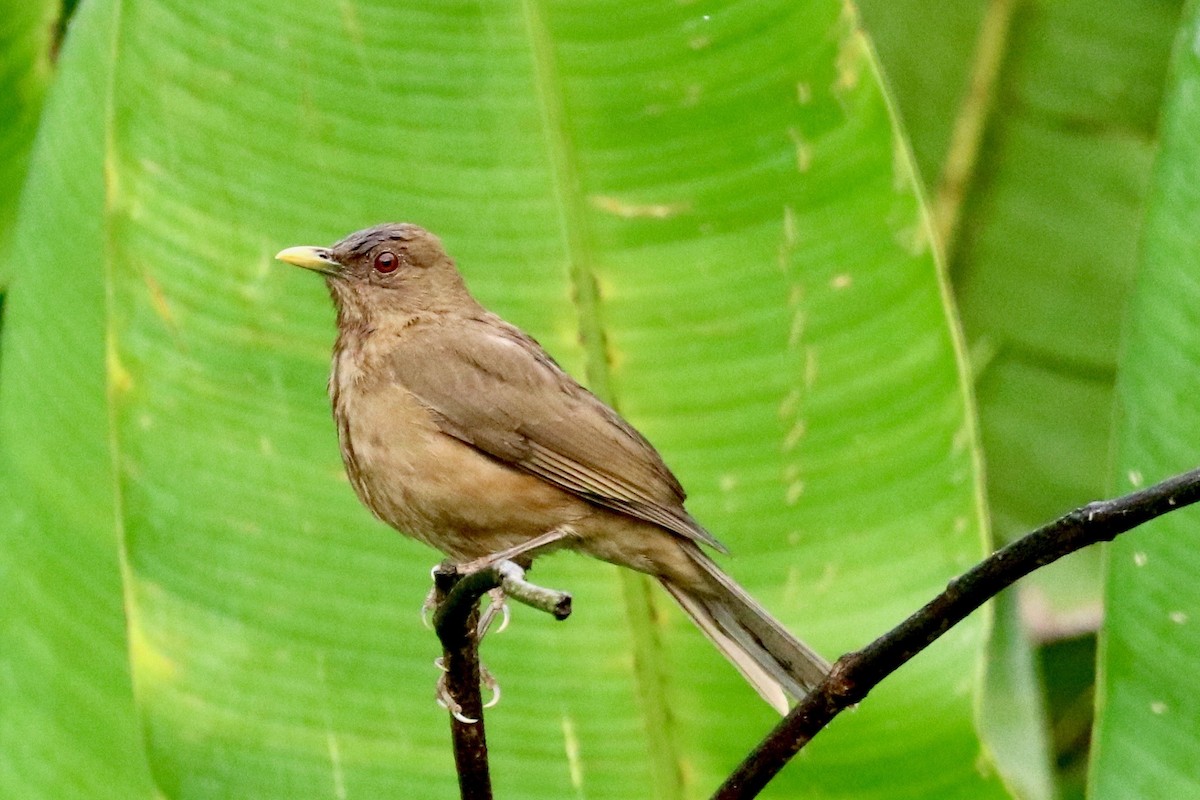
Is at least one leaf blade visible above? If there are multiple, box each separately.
[1094,3,1200,795]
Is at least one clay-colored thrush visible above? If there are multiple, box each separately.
[277,223,828,712]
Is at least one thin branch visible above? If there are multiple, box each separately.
[434,561,573,639]
[496,560,573,620]
[433,565,497,800]
[431,560,574,800]
[713,465,1200,799]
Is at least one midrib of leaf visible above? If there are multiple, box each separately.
[932,0,1016,263]
[99,0,150,775]
[519,2,685,797]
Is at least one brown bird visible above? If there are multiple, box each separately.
[276,223,828,712]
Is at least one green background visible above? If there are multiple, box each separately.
[2,1,1198,798]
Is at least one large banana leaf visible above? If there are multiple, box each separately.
[856,6,1059,799]
[1,1,1006,797]
[950,0,1182,617]
[860,5,1193,800]
[0,0,156,795]
[1094,2,1200,795]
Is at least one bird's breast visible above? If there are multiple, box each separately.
[329,333,588,560]
[331,336,437,531]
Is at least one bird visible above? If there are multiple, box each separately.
[276,223,829,713]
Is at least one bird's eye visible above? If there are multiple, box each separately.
[373,251,399,273]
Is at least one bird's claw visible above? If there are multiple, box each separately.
[433,660,501,720]
[477,588,510,637]
[424,570,510,635]
[428,563,513,722]
[481,664,501,709]
[420,585,439,629]
[436,673,478,724]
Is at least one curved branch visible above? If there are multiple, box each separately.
[713,465,1200,799]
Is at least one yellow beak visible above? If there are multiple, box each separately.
[275,245,341,275]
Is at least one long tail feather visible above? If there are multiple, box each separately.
[659,552,828,714]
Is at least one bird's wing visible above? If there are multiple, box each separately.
[388,315,725,552]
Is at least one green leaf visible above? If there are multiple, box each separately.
[3,1,1007,797]
[858,7,1062,798]
[856,0,989,188]
[1093,2,1200,795]
[980,590,1057,800]
[950,0,1182,619]
[0,1,156,796]
[0,0,56,270]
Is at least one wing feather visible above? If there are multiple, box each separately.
[389,315,725,551]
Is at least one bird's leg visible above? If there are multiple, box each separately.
[456,526,575,575]
[427,532,576,716]
[426,526,574,631]
[458,526,572,639]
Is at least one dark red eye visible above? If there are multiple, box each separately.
[373,251,399,273]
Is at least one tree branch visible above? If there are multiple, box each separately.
[432,560,573,800]
[433,565,497,800]
[713,465,1200,799]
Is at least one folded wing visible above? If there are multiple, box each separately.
[388,314,724,552]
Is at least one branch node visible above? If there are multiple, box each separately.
[825,654,866,706]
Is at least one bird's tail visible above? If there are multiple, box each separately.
[658,550,829,714]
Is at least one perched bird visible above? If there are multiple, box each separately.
[277,223,828,712]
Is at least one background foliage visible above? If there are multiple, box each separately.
[2,1,1198,798]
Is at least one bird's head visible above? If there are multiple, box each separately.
[276,223,477,322]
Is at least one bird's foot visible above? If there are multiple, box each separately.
[477,588,510,638]
[433,657,500,722]
[480,663,501,709]
[424,575,509,636]
[420,581,439,630]
[435,669,476,724]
